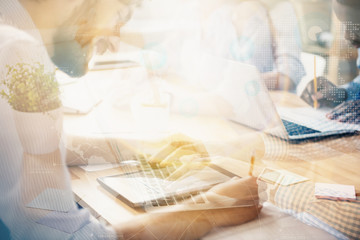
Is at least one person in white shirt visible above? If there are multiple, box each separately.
[160,0,305,92]
[302,0,360,124]
[0,0,261,239]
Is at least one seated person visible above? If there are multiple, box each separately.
[0,0,262,239]
[159,0,305,92]
[301,0,360,124]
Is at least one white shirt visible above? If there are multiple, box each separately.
[162,1,305,91]
[0,1,116,239]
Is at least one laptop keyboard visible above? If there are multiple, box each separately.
[129,156,204,207]
[281,119,320,136]
[106,141,231,208]
[137,155,177,179]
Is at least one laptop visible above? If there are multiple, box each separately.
[205,58,360,141]
[97,154,239,209]
[98,56,358,209]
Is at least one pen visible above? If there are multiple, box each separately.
[313,56,318,109]
[248,152,255,176]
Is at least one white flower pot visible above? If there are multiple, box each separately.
[13,108,63,155]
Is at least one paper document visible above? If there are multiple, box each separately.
[79,163,121,172]
[36,207,90,233]
[315,183,356,201]
[26,188,75,212]
[258,168,309,186]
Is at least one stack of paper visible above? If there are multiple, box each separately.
[315,183,356,201]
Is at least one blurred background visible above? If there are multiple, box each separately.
[114,0,359,85]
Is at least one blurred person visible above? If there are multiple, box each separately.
[265,4,360,238]
[0,0,261,239]
[160,0,305,92]
[301,0,360,124]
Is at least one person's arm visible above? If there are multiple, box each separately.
[115,177,262,240]
[266,1,306,91]
[299,76,348,108]
[115,205,261,240]
[263,181,359,240]
[299,73,359,123]
[0,38,121,239]
[298,75,360,123]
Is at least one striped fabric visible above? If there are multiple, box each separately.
[274,182,360,240]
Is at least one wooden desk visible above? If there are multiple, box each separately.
[67,90,360,237]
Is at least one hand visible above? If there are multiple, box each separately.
[206,176,259,205]
[300,77,347,108]
[166,154,211,180]
[326,100,360,124]
[189,176,260,207]
[147,133,209,168]
[95,36,122,54]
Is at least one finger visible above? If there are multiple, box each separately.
[327,102,347,120]
[160,148,197,167]
[166,161,210,181]
[346,116,356,124]
[180,154,212,163]
[179,143,209,156]
[179,154,202,163]
[95,38,108,55]
[306,80,314,94]
[159,142,209,167]
[326,112,337,120]
[148,143,178,167]
[311,92,325,108]
[166,155,211,181]
[314,91,324,100]
[301,89,313,106]
[338,113,355,123]
[166,164,190,181]
[107,36,121,53]
[148,134,206,167]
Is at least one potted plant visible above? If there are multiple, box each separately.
[1,62,63,154]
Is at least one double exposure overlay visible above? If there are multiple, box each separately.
[0,0,359,239]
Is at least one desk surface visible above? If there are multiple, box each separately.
[67,89,360,238]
